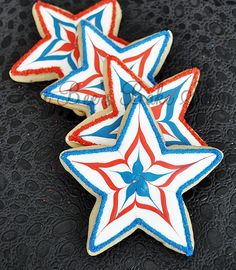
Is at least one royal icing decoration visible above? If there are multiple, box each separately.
[66,56,206,147]
[41,20,172,114]
[10,0,124,82]
[60,97,223,256]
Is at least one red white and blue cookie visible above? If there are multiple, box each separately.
[41,20,172,113]
[66,56,206,148]
[10,0,124,82]
[60,96,223,256]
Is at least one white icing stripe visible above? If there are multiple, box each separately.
[82,22,167,85]
[95,194,136,246]
[16,40,72,71]
[149,74,194,120]
[78,2,115,35]
[160,154,217,192]
[38,5,74,34]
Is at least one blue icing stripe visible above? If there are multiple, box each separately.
[164,79,190,122]
[43,85,96,115]
[166,121,191,146]
[87,81,104,90]
[37,39,60,60]
[82,116,122,139]
[86,9,104,32]
[53,16,77,36]
[36,16,77,69]
[114,69,145,108]
[148,77,192,145]
[119,76,135,109]
[148,78,189,106]
[67,54,77,71]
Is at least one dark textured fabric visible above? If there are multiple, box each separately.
[0,0,235,269]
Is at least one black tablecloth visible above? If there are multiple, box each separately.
[0,0,235,269]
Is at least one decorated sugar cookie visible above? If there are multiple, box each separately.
[66,56,206,148]
[10,0,124,83]
[60,97,223,256]
[41,20,172,114]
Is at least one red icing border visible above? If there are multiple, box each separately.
[69,55,207,147]
[10,0,127,79]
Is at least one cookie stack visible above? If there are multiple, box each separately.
[10,0,223,256]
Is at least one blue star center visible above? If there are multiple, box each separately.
[117,155,170,210]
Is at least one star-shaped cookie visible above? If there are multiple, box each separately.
[60,97,223,256]
[41,20,172,114]
[66,56,206,147]
[10,0,124,82]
